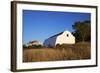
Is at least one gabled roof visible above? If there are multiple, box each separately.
[48,30,71,39]
[48,31,64,39]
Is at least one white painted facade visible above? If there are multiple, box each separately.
[43,30,75,47]
[27,40,41,46]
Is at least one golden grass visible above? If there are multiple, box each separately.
[23,42,91,62]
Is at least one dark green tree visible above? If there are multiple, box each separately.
[23,44,27,48]
[72,20,91,42]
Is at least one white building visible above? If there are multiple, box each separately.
[27,40,41,46]
[43,30,75,47]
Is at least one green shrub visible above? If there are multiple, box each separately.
[23,44,27,48]
[27,45,44,49]
[56,44,74,49]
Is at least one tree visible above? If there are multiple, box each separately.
[72,20,91,42]
[23,44,27,48]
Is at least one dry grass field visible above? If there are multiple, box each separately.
[23,42,91,62]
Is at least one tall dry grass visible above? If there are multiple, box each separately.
[23,42,90,62]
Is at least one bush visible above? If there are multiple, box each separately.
[27,45,44,49]
[56,44,74,49]
[23,44,27,48]
[56,44,61,49]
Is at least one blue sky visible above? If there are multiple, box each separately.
[23,10,90,44]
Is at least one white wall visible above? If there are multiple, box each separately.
[0,0,99,73]
[56,31,75,45]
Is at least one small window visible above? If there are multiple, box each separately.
[66,34,69,37]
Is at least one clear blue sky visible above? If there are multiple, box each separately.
[23,10,90,44]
